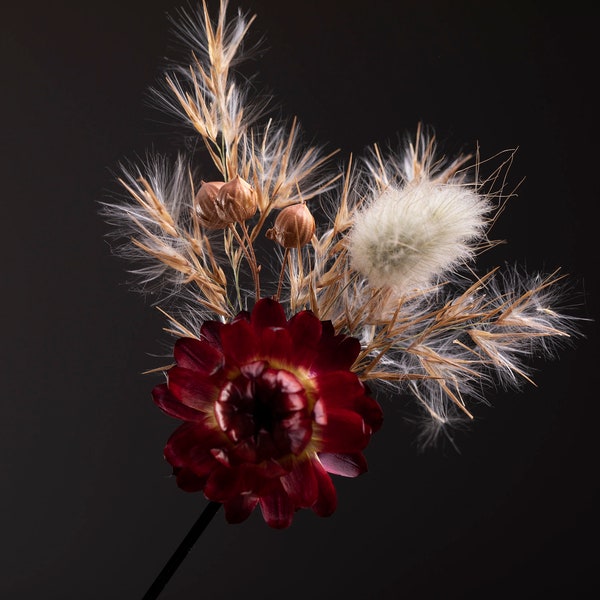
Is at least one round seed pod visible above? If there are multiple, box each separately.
[215,175,258,224]
[265,203,316,248]
[194,181,229,230]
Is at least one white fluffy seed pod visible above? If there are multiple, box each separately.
[348,179,491,292]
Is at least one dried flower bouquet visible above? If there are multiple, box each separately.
[101,1,579,596]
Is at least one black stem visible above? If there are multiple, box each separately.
[142,501,222,600]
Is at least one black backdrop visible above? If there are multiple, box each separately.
[2,1,598,598]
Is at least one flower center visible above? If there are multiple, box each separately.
[215,360,313,462]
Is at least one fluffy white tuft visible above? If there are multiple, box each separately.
[348,179,491,292]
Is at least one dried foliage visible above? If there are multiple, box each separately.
[101,0,580,446]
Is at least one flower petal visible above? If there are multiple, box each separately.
[259,326,293,360]
[280,458,318,508]
[318,452,368,477]
[355,392,384,432]
[232,310,251,324]
[174,337,223,374]
[251,297,288,332]
[259,484,294,529]
[287,310,321,366]
[313,333,361,371]
[152,383,205,422]
[199,320,224,346]
[315,371,368,408]
[223,494,259,524]
[168,366,220,411]
[172,467,207,492]
[320,320,335,338]
[219,318,259,365]
[164,423,225,477]
[316,409,372,453]
[315,373,383,430]
[311,459,337,517]
[204,466,247,502]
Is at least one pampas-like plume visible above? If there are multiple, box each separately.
[347,178,490,291]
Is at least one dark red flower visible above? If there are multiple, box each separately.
[152,298,383,528]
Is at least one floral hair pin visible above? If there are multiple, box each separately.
[101,1,580,597]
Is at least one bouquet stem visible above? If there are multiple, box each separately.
[142,500,222,600]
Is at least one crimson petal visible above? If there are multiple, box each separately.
[315,371,366,408]
[318,452,368,477]
[168,366,219,411]
[354,394,383,432]
[258,326,293,360]
[280,458,318,508]
[152,383,205,422]
[164,423,224,476]
[232,310,251,324]
[320,320,335,337]
[219,318,259,365]
[199,320,224,346]
[174,337,223,373]
[315,373,383,430]
[311,459,337,517]
[223,494,259,524]
[251,297,288,332]
[314,334,361,371]
[287,310,321,366]
[173,467,207,492]
[204,465,247,502]
[317,408,372,453]
[259,484,294,529]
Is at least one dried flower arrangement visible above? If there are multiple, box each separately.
[100,1,580,597]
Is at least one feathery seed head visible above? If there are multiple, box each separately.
[348,178,490,292]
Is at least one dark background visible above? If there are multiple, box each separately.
[2,1,598,598]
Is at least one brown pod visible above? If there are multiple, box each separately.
[194,181,229,229]
[215,175,257,224]
[265,203,316,248]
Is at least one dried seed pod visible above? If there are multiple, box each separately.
[194,181,229,230]
[265,203,316,248]
[215,175,257,224]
